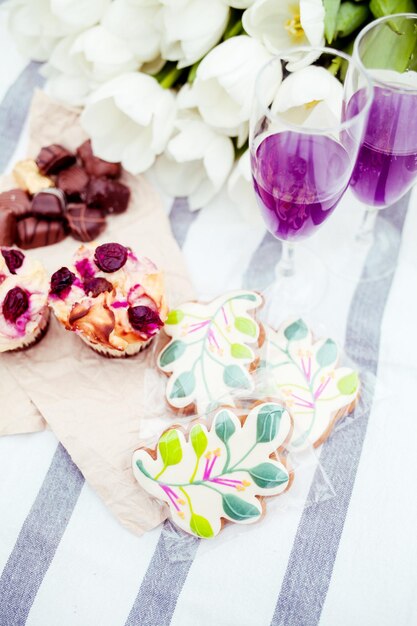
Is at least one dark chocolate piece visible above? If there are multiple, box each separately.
[0,210,17,246]
[77,140,121,179]
[86,178,130,215]
[32,189,65,220]
[57,165,89,200]
[0,188,31,219]
[66,203,106,242]
[83,277,113,297]
[16,217,67,249]
[35,144,76,175]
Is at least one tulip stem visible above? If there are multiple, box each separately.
[223,9,245,40]
[188,59,202,84]
[159,65,185,89]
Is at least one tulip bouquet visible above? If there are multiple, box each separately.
[6,0,417,213]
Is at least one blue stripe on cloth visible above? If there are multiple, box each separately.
[0,445,84,626]
[168,197,198,248]
[125,521,200,626]
[270,194,410,626]
[243,231,282,291]
[0,61,45,173]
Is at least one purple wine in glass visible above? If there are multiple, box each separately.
[252,131,352,241]
[349,87,417,207]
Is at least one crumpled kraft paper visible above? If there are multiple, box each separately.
[1,90,195,534]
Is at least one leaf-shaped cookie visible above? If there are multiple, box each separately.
[158,290,263,414]
[263,318,360,451]
[132,402,293,537]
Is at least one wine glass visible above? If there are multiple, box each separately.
[250,47,373,320]
[348,13,417,279]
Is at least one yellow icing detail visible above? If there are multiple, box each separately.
[242,480,251,487]
[213,448,221,457]
[177,499,186,505]
[178,511,185,519]
[204,452,212,460]
[236,485,245,492]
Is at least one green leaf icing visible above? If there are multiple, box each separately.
[190,513,214,538]
[316,339,338,367]
[234,316,257,337]
[222,494,260,521]
[166,310,184,325]
[132,403,291,538]
[190,425,208,459]
[159,340,186,367]
[158,430,182,467]
[215,410,236,443]
[249,463,289,489]
[223,364,251,389]
[284,318,308,341]
[337,371,359,395]
[169,371,196,399]
[230,343,252,359]
[256,404,283,443]
[135,459,152,479]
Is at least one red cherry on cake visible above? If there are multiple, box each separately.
[50,267,76,296]
[3,286,29,323]
[1,248,25,274]
[94,243,127,273]
[128,305,163,335]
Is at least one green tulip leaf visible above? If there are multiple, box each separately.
[316,339,338,367]
[215,410,236,443]
[223,365,251,389]
[234,316,257,337]
[337,371,359,395]
[284,319,308,341]
[230,343,252,359]
[256,404,284,443]
[169,371,196,399]
[166,309,184,325]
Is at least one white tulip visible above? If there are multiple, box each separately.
[155,117,234,210]
[271,65,343,128]
[221,0,255,7]
[42,26,138,105]
[101,0,162,64]
[8,0,110,62]
[192,36,277,145]
[80,72,177,174]
[159,0,229,69]
[227,149,264,226]
[243,0,325,68]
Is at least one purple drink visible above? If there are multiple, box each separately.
[252,132,351,241]
[349,87,417,207]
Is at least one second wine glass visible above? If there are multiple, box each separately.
[250,47,373,319]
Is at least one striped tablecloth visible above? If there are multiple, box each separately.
[1,9,417,626]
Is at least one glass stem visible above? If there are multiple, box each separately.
[279,241,295,278]
[356,207,377,245]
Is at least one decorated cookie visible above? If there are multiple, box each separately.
[158,290,264,414]
[263,318,360,451]
[132,402,293,537]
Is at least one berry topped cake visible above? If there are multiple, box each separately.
[49,242,168,357]
[0,247,50,352]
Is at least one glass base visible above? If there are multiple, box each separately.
[327,210,401,282]
[261,245,327,326]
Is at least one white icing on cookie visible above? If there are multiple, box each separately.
[158,290,263,414]
[263,318,360,451]
[132,402,292,537]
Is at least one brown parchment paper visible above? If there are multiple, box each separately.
[2,90,195,534]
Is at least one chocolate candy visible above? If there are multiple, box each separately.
[77,140,121,179]
[32,189,66,220]
[13,160,54,195]
[86,178,130,215]
[0,189,31,219]
[57,165,89,200]
[0,210,17,246]
[35,144,76,175]
[66,203,106,242]
[17,217,67,249]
